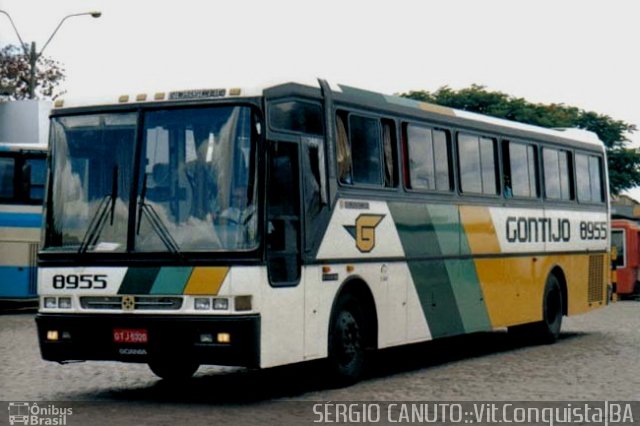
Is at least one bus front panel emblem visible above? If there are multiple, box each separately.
[122,295,135,311]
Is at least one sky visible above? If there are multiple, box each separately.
[2,0,639,198]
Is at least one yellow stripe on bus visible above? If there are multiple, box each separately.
[183,267,230,295]
[474,254,605,328]
[460,206,501,254]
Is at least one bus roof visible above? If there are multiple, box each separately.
[53,78,604,148]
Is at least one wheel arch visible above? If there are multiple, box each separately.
[329,276,379,350]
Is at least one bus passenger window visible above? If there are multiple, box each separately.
[0,157,15,199]
[350,115,382,185]
[543,148,574,201]
[405,124,451,192]
[457,133,498,195]
[25,158,46,202]
[502,141,538,198]
[336,111,385,187]
[576,153,604,203]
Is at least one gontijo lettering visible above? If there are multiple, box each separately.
[506,217,571,243]
[505,216,607,243]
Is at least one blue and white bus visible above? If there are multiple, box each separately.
[0,143,47,299]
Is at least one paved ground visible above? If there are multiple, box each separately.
[1,301,638,425]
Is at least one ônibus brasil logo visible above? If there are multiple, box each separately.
[8,402,73,425]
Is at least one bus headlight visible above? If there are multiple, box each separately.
[212,298,229,310]
[43,297,57,309]
[58,297,72,309]
[194,298,211,310]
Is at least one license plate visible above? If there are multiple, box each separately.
[113,328,148,344]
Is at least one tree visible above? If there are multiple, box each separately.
[400,85,639,195]
[0,44,66,101]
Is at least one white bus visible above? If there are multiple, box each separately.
[37,80,610,383]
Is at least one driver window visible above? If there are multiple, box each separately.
[267,141,301,286]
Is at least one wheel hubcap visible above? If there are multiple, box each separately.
[337,311,361,366]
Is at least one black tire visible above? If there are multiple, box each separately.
[534,273,564,343]
[148,358,199,381]
[327,295,367,385]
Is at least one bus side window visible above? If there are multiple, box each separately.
[611,229,625,268]
[25,158,46,202]
[502,141,539,199]
[382,119,397,188]
[458,133,498,195]
[404,124,452,192]
[576,153,604,203]
[349,114,383,185]
[337,111,393,187]
[543,148,574,201]
[336,114,352,184]
[0,157,15,199]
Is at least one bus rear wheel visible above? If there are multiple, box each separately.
[327,295,367,385]
[148,358,199,381]
[533,274,563,343]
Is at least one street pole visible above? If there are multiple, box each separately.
[29,42,37,99]
[0,9,101,100]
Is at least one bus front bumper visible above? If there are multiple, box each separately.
[36,313,260,368]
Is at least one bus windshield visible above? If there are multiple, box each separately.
[46,105,258,254]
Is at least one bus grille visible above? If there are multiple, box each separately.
[28,243,38,296]
[588,255,604,303]
[80,296,183,311]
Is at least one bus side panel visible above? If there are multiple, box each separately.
[0,209,41,299]
[312,200,417,352]
[390,202,492,340]
[461,206,608,328]
[229,266,306,369]
[460,205,528,328]
[471,257,538,328]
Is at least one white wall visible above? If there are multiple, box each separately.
[0,100,52,144]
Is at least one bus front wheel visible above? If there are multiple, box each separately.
[148,358,199,381]
[327,295,367,385]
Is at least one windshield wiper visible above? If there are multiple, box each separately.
[78,166,118,254]
[136,173,183,257]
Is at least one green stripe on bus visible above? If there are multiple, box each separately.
[389,203,466,337]
[390,202,491,337]
[408,260,466,338]
[389,203,443,257]
[118,267,160,294]
[426,204,460,256]
[444,259,492,333]
[429,204,492,333]
[149,267,193,295]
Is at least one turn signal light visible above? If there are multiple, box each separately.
[217,332,231,344]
